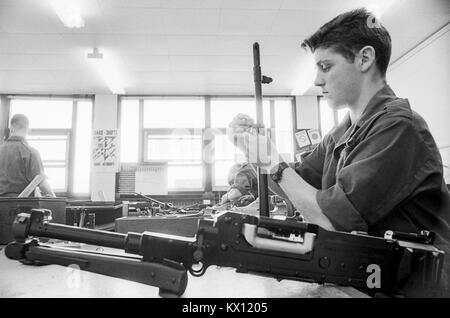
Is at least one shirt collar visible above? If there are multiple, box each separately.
[7,135,26,143]
[329,84,398,143]
[354,84,398,128]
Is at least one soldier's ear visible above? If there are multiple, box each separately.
[357,46,376,73]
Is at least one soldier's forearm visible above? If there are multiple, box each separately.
[278,168,335,231]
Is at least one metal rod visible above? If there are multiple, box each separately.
[253,42,270,217]
[29,221,126,249]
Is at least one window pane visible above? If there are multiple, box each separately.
[45,167,66,191]
[213,133,246,187]
[168,165,202,189]
[319,99,335,136]
[144,99,204,128]
[214,160,239,187]
[10,99,72,128]
[214,134,241,161]
[147,134,202,163]
[73,101,93,194]
[120,99,139,163]
[211,99,270,128]
[27,135,67,161]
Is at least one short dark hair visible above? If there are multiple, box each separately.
[10,114,29,130]
[301,8,392,76]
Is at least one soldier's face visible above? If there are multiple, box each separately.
[313,47,363,109]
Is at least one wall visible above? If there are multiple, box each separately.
[388,25,450,182]
[0,96,10,143]
[295,95,319,130]
[91,94,119,201]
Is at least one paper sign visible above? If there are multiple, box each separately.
[307,129,321,145]
[135,163,168,195]
[92,129,118,169]
[295,130,311,148]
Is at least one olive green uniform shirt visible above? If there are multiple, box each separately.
[296,85,450,296]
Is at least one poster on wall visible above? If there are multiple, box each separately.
[294,129,322,162]
[294,130,311,148]
[92,129,119,170]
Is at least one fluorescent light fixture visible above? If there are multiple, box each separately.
[49,0,85,28]
[290,54,316,96]
[87,48,125,95]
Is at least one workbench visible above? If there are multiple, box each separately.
[0,245,369,298]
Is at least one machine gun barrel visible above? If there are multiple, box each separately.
[6,209,188,297]
[13,209,127,249]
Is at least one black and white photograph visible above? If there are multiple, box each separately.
[0,0,449,305]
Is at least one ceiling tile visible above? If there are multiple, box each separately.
[0,34,26,53]
[270,10,334,36]
[163,9,221,35]
[124,55,171,71]
[0,2,62,33]
[221,0,283,10]
[32,54,86,71]
[0,70,56,85]
[214,35,264,55]
[219,10,276,35]
[103,8,166,34]
[97,0,162,8]
[129,71,172,84]
[167,35,218,55]
[14,34,71,54]
[0,54,38,70]
[162,0,222,9]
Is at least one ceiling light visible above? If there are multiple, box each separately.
[49,0,85,28]
[87,48,125,95]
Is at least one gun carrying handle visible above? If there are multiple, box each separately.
[242,224,316,255]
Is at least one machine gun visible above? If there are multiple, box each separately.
[5,208,445,297]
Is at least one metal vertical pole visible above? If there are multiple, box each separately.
[253,43,272,217]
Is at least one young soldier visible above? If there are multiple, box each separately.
[230,8,450,297]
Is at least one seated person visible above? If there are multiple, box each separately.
[220,162,258,207]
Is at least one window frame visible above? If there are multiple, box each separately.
[119,95,296,194]
[7,95,94,197]
[27,128,71,192]
[143,127,204,191]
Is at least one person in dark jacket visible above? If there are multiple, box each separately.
[229,8,450,297]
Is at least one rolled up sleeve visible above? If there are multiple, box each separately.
[317,184,368,232]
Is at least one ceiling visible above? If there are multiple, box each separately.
[0,0,448,96]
